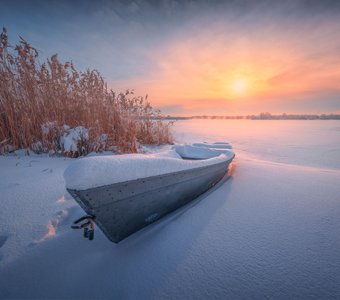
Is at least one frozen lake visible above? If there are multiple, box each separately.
[174,119,340,169]
[0,120,339,299]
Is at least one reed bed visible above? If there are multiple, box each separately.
[0,28,172,156]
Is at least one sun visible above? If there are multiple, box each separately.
[230,78,248,95]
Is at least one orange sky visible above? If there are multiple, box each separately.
[5,0,339,115]
[112,16,340,115]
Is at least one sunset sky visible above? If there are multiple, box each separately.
[2,0,340,115]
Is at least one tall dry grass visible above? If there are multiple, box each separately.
[0,28,172,156]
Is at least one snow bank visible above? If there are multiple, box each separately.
[64,151,233,190]
[173,144,232,159]
[60,126,89,152]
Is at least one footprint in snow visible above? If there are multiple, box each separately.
[0,235,8,249]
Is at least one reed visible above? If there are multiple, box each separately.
[0,28,172,156]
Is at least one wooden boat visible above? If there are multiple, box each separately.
[67,150,234,243]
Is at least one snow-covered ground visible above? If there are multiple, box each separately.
[1,120,340,299]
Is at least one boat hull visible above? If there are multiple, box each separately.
[67,157,233,243]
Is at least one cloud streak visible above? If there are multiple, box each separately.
[2,0,340,114]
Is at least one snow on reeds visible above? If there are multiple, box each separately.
[0,28,172,156]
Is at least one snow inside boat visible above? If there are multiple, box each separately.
[64,143,235,243]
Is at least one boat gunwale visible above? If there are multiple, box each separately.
[67,154,235,194]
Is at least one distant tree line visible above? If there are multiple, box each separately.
[163,112,340,120]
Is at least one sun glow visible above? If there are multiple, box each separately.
[117,25,340,112]
[230,78,248,96]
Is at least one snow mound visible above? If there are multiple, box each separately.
[60,126,89,152]
[174,144,232,159]
[64,151,234,190]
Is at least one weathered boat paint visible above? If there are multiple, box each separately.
[67,155,234,243]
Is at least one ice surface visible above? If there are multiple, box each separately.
[64,150,233,190]
[174,119,340,169]
[1,120,340,299]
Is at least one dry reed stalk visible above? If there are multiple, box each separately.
[0,28,173,156]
